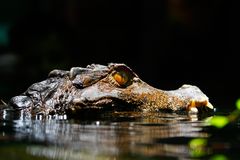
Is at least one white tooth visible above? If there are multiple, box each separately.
[189,107,198,114]
[206,102,214,109]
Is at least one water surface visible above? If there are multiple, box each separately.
[0,108,239,160]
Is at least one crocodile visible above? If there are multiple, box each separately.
[8,63,214,116]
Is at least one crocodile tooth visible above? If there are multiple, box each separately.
[206,102,214,109]
[189,107,198,114]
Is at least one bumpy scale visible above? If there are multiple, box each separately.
[9,63,214,116]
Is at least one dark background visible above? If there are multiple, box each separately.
[0,0,238,109]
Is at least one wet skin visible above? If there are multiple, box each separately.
[9,63,214,116]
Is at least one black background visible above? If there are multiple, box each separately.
[0,0,238,109]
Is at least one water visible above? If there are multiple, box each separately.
[0,108,239,160]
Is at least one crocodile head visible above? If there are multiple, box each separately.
[9,63,214,116]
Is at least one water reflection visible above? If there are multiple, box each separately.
[0,110,213,160]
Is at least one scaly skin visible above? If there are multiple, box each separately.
[8,63,214,116]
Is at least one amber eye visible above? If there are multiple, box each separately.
[113,71,129,87]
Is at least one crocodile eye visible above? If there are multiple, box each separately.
[113,71,129,87]
[109,64,136,87]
